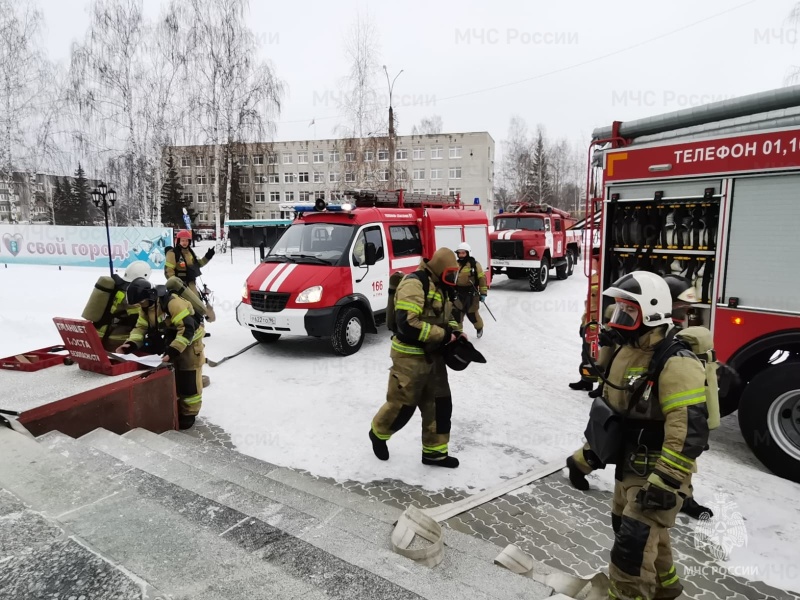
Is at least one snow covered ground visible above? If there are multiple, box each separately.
[1,242,799,592]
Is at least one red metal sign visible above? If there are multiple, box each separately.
[604,128,800,181]
[53,318,110,368]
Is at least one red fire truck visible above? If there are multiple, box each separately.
[489,202,582,290]
[586,86,800,483]
[236,190,490,355]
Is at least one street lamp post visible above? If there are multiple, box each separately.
[383,65,403,190]
[91,182,117,276]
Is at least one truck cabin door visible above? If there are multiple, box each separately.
[351,225,390,312]
[553,218,563,255]
[544,218,554,255]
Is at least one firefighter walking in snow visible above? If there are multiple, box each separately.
[164,229,214,296]
[116,277,206,430]
[452,242,488,338]
[369,247,463,468]
[566,273,715,521]
[579,271,708,600]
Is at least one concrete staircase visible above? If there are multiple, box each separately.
[0,425,558,599]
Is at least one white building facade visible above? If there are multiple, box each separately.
[168,131,495,226]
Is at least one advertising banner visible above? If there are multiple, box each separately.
[0,224,173,269]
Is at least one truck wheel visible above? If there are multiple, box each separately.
[529,258,549,292]
[555,255,570,280]
[738,360,800,483]
[566,250,576,277]
[332,306,365,356]
[252,331,281,344]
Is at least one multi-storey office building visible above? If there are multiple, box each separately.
[168,131,495,227]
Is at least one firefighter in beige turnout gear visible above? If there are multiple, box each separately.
[116,277,206,430]
[369,247,463,468]
[581,272,709,600]
[452,242,488,338]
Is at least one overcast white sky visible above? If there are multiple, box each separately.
[37,0,800,151]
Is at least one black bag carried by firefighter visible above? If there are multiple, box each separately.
[386,271,427,333]
[443,335,486,371]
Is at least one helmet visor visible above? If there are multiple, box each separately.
[608,299,642,331]
[440,266,459,286]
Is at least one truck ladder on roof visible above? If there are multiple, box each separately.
[342,189,462,208]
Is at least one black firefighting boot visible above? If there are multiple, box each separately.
[422,454,460,468]
[202,375,211,388]
[680,496,714,520]
[569,380,594,391]
[476,329,483,338]
[369,430,389,461]
[587,384,604,398]
[178,415,196,430]
[566,455,590,491]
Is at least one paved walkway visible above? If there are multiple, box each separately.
[188,417,799,600]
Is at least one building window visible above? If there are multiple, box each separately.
[181,175,192,185]
[239,155,248,165]
[413,169,425,180]
[395,148,407,160]
[298,172,309,183]
[240,173,250,184]
[378,169,389,181]
[430,169,442,180]
[181,156,191,168]
[210,174,216,185]
[197,193,207,203]
[449,167,462,179]
[329,150,340,163]
[449,146,462,159]
[430,188,444,195]
[284,191,295,202]
[255,192,265,203]
[396,169,407,181]
[345,172,355,183]
[195,156,205,167]
[268,174,279,184]
[377,149,388,161]
[413,148,425,160]
[252,154,264,165]
[431,146,443,160]
[299,191,311,201]
[298,152,308,164]
[448,187,461,196]
[284,173,295,184]
[267,153,278,165]
[313,172,324,183]
[315,191,325,200]
[364,150,374,161]
[412,188,425,194]
[283,153,293,164]
[345,151,355,162]
[244,193,251,204]
[196,174,207,185]
[270,191,280,202]
[183,193,193,203]
[329,172,340,183]
[313,150,324,163]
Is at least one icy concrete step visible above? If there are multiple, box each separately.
[0,427,418,600]
[91,428,554,600]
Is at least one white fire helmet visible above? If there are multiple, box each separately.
[603,271,673,330]
[122,260,152,283]
[457,242,471,253]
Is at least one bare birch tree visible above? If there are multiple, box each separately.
[411,115,443,135]
[188,0,284,239]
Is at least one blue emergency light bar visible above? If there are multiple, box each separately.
[292,202,353,213]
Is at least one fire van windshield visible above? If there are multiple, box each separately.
[266,222,355,266]
[494,217,545,231]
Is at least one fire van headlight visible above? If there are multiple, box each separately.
[241,283,249,301]
[296,285,323,303]
[528,249,537,257]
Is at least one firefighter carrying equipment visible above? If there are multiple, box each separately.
[165,276,210,321]
[82,275,124,324]
[443,335,486,371]
[387,270,428,334]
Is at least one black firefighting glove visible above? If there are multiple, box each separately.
[117,343,135,354]
[205,247,215,260]
[163,346,181,361]
[635,472,679,511]
[598,327,621,348]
